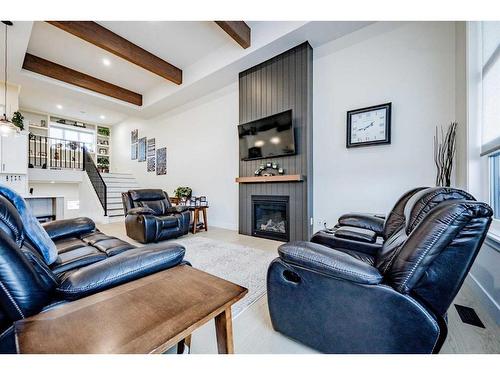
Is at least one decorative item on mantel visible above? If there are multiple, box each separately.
[254,162,285,176]
[434,122,458,187]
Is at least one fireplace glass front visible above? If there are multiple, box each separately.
[252,195,289,242]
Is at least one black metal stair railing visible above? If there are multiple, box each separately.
[28,133,85,170]
[83,147,107,216]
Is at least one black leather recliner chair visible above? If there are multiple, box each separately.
[267,187,493,353]
[310,187,428,255]
[0,192,186,353]
[122,189,191,243]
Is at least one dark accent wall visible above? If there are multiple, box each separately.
[238,42,313,241]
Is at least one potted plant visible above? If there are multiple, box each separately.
[97,126,110,137]
[173,186,192,199]
[97,156,109,166]
[11,111,24,131]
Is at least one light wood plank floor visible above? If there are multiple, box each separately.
[99,222,500,354]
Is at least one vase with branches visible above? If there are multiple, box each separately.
[434,122,458,187]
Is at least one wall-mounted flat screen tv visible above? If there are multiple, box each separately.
[238,109,295,161]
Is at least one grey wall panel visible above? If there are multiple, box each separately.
[238,42,313,241]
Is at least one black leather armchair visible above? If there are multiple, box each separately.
[122,189,190,243]
[311,187,431,255]
[267,187,492,353]
[0,193,186,353]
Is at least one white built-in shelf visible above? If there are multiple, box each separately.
[29,125,49,131]
[97,144,109,148]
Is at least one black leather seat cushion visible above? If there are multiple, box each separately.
[92,238,136,257]
[50,246,107,274]
[335,226,377,243]
[56,243,186,300]
[52,232,137,272]
[81,232,114,245]
[54,238,88,253]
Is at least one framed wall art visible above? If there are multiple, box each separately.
[131,143,138,160]
[147,156,156,172]
[131,129,138,144]
[147,138,156,172]
[156,147,167,175]
[138,137,147,162]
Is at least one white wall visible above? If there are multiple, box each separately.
[29,182,81,219]
[111,83,239,230]
[313,22,457,230]
[0,83,19,117]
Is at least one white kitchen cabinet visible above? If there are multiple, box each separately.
[0,131,28,174]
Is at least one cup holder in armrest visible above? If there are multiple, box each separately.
[282,269,301,284]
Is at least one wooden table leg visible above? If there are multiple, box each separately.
[202,207,208,232]
[177,334,192,354]
[192,208,198,234]
[214,308,234,354]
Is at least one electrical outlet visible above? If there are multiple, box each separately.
[317,219,327,226]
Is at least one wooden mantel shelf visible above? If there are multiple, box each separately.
[235,175,304,183]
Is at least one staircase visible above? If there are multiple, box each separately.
[101,173,140,218]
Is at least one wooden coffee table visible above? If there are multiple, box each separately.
[15,265,247,354]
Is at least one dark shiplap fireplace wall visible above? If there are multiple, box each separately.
[238,42,313,241]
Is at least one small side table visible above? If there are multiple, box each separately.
[169,198,208,234]
[191,206,208,234]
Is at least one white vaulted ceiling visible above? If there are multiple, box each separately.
[3,21,373,125]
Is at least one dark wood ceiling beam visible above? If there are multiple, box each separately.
[215,21,251,49]
[23,53,143,106]
[46,21,182,85]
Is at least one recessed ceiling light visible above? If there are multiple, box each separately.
[100,115,106,120]
[102,58,111,66]
[254,140,265,147]
[56,104,63,110]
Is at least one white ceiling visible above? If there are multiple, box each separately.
[27,22,164,93]
[3,21,373,125]
[98,21,232,68]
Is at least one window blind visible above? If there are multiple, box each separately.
[480,22,500,156]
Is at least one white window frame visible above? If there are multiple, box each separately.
[467,22,500,240]
[49,123,96,153]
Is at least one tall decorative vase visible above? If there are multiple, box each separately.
[434,122,458,187]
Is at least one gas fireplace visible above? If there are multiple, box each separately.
[252,195,289,242]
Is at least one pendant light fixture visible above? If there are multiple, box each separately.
[0,21,20,137]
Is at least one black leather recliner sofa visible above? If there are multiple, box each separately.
[267,187,493,353]
[122,189,191,243]
[0,191,186,353]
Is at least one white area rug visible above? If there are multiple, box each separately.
[174,236,278,317]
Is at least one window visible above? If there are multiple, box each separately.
[480,22,500,156]
[49,125,95,153]
[491,154,500,220]
[475,22,500,227]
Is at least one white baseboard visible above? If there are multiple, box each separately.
[466,274,500,325]
[209,220,238,231]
